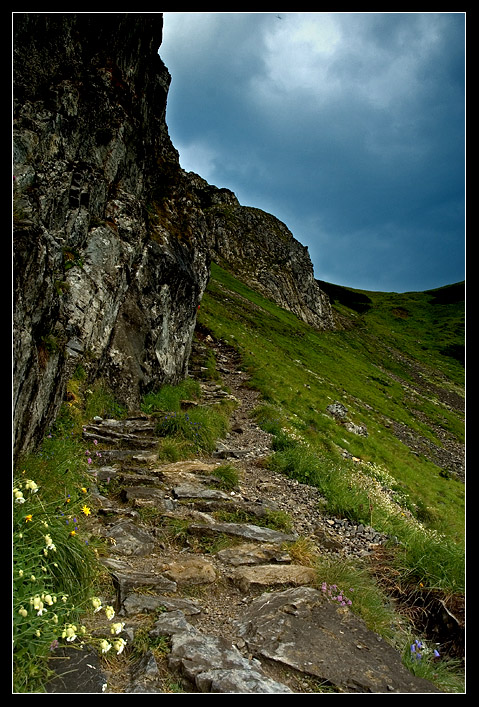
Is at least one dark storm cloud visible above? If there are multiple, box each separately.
[160,12,465,292]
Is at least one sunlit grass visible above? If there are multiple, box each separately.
[141,378,202,413]
[198,263,465,591]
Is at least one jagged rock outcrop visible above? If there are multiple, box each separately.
[13,13,334,462]
[13,14,210,459]
[186,172,334,330]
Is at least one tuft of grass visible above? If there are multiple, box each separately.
[211,464,239,490]
[154,405,229,456]
[141,379,201,414]
[314,554,398,640]
[213,507,293,533]
[286,537,319,567]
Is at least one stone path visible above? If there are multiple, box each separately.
[46,335,442,694]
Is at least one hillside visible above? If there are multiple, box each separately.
[26,265,464,694]
[198,264,465,543]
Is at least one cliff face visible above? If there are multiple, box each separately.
[13,14,211,459]
[13,13,333,461]
[186,173,334,330]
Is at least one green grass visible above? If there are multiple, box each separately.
[140,378,202,413]
[13,407,113,692]
[197,263,465,592]
[211,463,240,490]
[154,405,230,456]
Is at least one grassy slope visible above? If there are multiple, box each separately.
[198,264,465,555]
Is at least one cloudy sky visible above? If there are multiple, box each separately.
[160,11,465,293]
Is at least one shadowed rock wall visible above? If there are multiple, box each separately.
[13,13,210,459]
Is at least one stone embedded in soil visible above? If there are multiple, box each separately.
[230,564,317,592]
[216,542,292,566]
[167,626,293,693]
[46,645,109,693]
[104,519,156,556]
[195,668,293,694]
[172,482,234,501]
[163,557,218,585]
[101,557,178,606]
[121,486,176,510]
[122,593,201,617]
[235,586,442,694]
[188,520,297,545]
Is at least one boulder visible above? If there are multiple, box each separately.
[230,564,317,592]
[235,586,441,694]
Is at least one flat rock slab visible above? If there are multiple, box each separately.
[236,586,441,694]
[216,542,292,566]
[230,564,317,592]
[121,485,176,510]
[157,460,222,474]
[46,645,108,693]
[188,520,297,545]
[101,557,177,605]
[195,668,293,694]
[172,482,234,501]
[122,593,201,617]
[163,557,218,585]
[105,519,156,556]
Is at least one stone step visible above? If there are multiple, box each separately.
[187,519,297,545]
[229,563,317,593]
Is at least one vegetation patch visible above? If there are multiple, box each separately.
[197,263,465,593]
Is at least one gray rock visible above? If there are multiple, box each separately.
[326,402,349,419]
[125,651,164,693]
[121,486,176,511]
[188,520,297,545]
[235,586,441,694]
[105,520,156,556]
[101,557,177,606]
[150,610,201,638]
[195,668,293,694]
[216,542,292,567]
[172,482,233,501]
[123,593,201,617]
[169,632,252,680]
[46,646,107,693]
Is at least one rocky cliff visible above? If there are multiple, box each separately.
[13,13,333,461]
[186,172,334,330]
